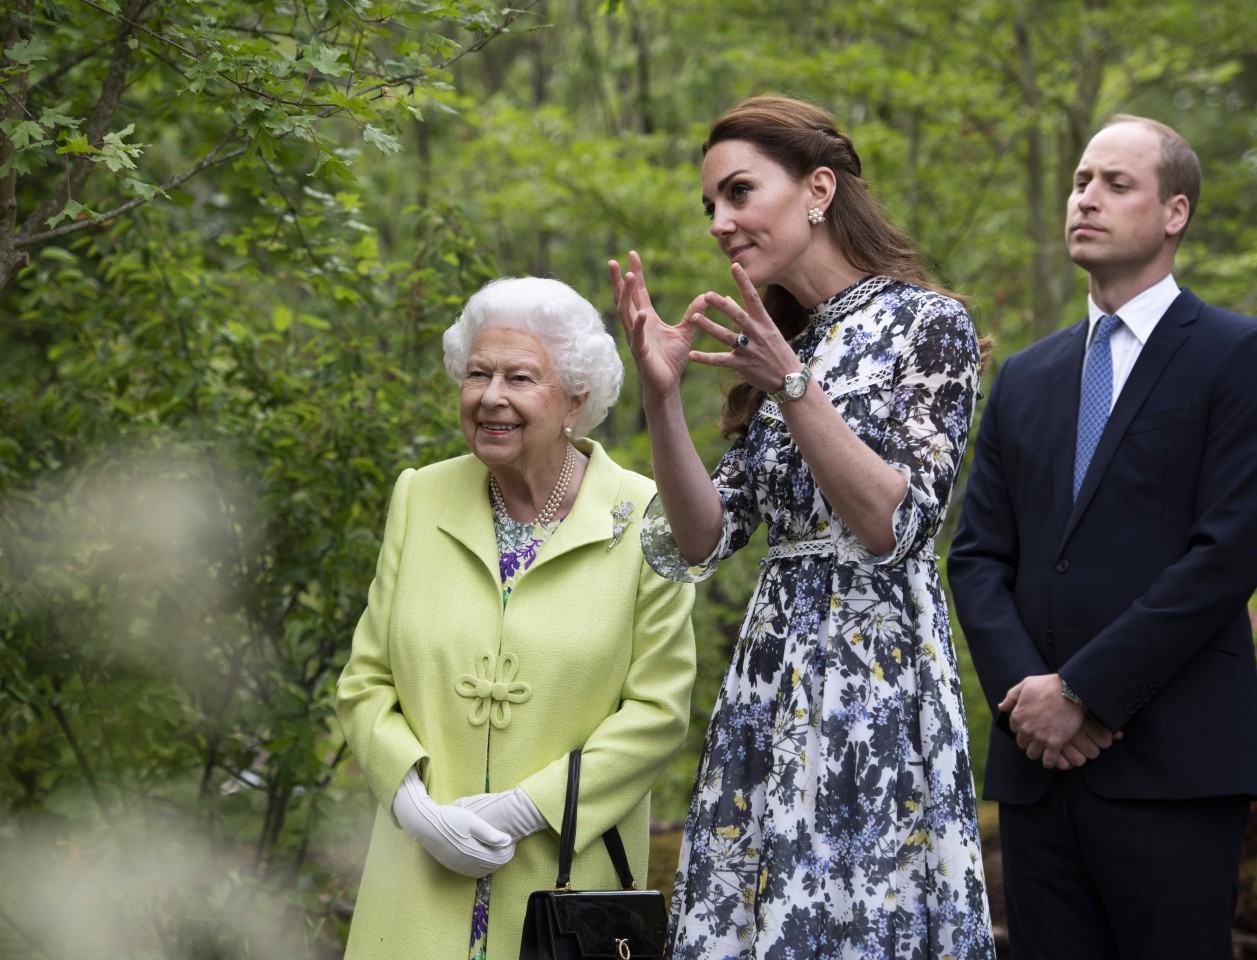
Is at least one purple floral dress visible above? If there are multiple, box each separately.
[644,277,996,959]
[468,503,563,960]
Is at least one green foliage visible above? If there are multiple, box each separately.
[0,188,494,954]
[0,0,537,289]
[3,0,1257,953]
[1,3,515,956]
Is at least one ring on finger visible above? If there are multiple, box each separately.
[733,333,750,350]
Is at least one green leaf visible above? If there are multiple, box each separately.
[0,148,46,177]
[362,124,402,155]
[2,119,48,150]
[271,304,293,332]
[98,124,143,172]
[350,234,379,260]
[246,129,277,163]
[56,134,96,156]
[310,150,356,181]
[327,89,371,114]
[300,41,351,77]
[4,37,49,65]
[120,177,164,201]
[45,199,86,228]
[38,108,82,130]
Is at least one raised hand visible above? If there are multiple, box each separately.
[686,262,800,393]
[609,250,706,398]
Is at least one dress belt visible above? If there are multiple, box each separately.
[762,537,835,565]
[763,535,936,565]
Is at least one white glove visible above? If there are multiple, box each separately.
[392,767,515,878]
[453,786,549,842]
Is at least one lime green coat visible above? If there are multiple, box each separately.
[336,440,696,959]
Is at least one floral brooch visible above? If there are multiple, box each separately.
[608,500,635,550]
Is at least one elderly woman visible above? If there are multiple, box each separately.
[336,276,696,960]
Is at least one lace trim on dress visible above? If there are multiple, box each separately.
[806,274,896,331]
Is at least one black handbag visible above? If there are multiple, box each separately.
[518,750,668,960]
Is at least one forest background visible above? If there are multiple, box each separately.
[2,1,1255,958]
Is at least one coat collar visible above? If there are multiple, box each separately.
[1056,287,1201,548]
[435,439,628,581]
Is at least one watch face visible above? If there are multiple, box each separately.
[783,372,807,399]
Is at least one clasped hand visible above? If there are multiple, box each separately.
[1001,673,1123,770]
[392,767,515,878]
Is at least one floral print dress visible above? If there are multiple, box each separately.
[468,506,563,960]
[643,276,995,960]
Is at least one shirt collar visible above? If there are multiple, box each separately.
[1086,273,1179,346]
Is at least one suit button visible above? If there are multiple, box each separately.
[1055,560,1070,573]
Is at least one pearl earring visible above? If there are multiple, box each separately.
[563,426,573,439]
[807,207,825,226]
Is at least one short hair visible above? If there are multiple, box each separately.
[1104,113,1201,231]
[442,276,624,437]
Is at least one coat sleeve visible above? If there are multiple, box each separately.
[1060,323,1257,730]
[518,548,696,854]
[948,363,1051,720]
[336,469,429,811]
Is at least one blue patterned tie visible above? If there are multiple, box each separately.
[1073,314,1122,500]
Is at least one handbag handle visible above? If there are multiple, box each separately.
[554,749,638,892]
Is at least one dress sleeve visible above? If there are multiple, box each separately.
[335,469,429,812]
[639,433,763,583]
[865,294,982,566]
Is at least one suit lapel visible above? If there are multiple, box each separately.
[1061,289,1200,544]
[1048,320,1088,530]
[435,456,501,584]
[528,439,624,569]
[434,440,624,584]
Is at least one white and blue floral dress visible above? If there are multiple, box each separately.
[644,276,995,959]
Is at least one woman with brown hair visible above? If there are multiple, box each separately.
[610,95,995,958]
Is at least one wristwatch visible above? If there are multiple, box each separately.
[768,366,812,404]
[1061,677,1086,709]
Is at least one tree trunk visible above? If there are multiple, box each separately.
[0,1,36,293]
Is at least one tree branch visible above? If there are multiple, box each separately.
[438,0,544,70]
[49,696,112,820]
[0,0,37,291]
[22,0,154,239]
[16,132,247,248]
[6,0,541,286]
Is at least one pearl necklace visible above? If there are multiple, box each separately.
[489,443,575,528]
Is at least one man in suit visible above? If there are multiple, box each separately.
[949,114,1257,959]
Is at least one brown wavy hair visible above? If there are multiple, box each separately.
[704,95,989,438]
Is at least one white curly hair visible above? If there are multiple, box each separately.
[442,276,624,437]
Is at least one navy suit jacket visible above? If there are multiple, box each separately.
[949,287,1257,804]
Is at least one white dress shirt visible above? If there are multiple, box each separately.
[1084,273,1181,414]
